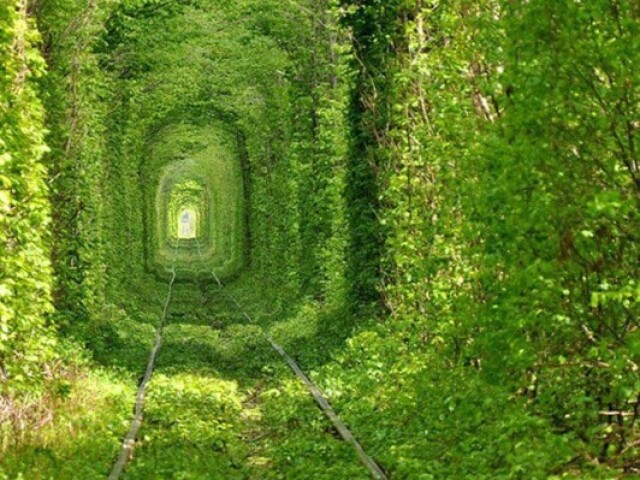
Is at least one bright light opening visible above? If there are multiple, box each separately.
[178,208,197,239]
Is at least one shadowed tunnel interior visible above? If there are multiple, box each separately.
[145,124,245,277]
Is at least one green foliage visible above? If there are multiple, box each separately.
[0,369,134,479]
[0,0,56,396]
[125,373,248,480]
[314,327,597,479]
[37,0,112,327]
[340,0,405,311]
[2,0,638,477]
[339,0,639,474]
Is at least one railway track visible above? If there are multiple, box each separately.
[107,244,387,479]
[108,262,177,480]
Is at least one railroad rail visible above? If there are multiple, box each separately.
[107,244,387,479]
[108,262,177,480]
[195,242,387,480]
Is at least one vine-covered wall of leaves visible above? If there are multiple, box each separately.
[0,0,55,396]
[340,0,639,472]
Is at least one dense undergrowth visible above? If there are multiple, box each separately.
[1,0,639,478]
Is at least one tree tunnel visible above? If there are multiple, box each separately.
[144,124,245,277]
[4,0,639,478]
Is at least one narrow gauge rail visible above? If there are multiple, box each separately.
[107,243,387,480]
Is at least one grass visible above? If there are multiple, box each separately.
[1,273,370,479]
[0,369,134,480]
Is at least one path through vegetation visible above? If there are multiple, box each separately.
[111,271,375,480]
